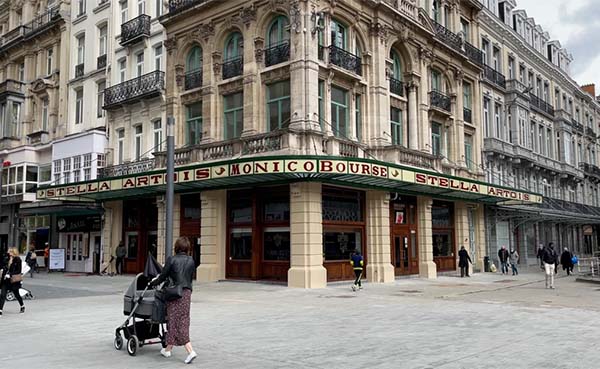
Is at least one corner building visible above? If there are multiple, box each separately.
[37,0,541,287]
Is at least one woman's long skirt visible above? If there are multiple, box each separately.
[166,289,192,346]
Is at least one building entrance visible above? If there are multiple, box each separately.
[390,195,418,275]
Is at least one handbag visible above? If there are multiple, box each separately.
[10,274,23,283]
[162,279,183,301]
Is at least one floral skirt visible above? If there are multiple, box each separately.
[166,289,192,346]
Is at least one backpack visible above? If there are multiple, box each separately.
[571,255,578,265]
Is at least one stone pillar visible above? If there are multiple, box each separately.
[198,190,227,282]
[407,81,419,150]
[454,201,470,274]
[288,182,327,288]
[156,194,180,264]
[242,33,258,136]
[454,74,465,166]
[472,76,483,171]
[417,196,436,278]
[475,205,486,272]
[102,201,122,274]
[369,23,390,146]
[365,190,394,283]
[419,49,432,152]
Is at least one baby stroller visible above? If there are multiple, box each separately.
[114,273,167,356]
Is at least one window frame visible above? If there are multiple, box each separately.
[390,106,403,146]
[267,15,290,47]
[224,32,243,61]
[266,80,291,131]
[331,85,348,138]
[223,93,243,140]
[186,102,203,145]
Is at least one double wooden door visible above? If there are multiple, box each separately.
[391,229,419,275]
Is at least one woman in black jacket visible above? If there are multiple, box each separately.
[151,237,197,364]
[560,247,574,275]
[0,247,25,316]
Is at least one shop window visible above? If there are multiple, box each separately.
[230,229,252,260]
[323,229,362,261]
[322,187,365,264]
[432,201,454,258]
[322,187,363,222]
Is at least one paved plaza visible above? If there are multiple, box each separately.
[1,269,600,369]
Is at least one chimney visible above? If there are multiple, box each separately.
[582,83,596,97]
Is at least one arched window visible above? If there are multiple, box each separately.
[224,32,243,61]
[267,16,290,47]
[186,46,202,72]
[390,50,402,81]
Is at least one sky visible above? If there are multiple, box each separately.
[516,0,600,92]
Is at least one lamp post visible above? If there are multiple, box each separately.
[164,117,175,259]
[0,149,9,254]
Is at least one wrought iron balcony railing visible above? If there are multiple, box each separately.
[97,54,107,69]
[528,93,554,117]
[430,90,451,112]
[586,126,597,138]
[483,65,506,89]
[23,7,61,37]
[167,0,209,15]
[75,63,84,78]
[184,70,202,90]
[265,41,290,67]
[463,107,472,123]
[103,70,165,109]
[98,158,156,179]
[389,77,404,97]
[329,45,362,76]
[120,14,150,46]
[464,42,483,66]
[222,57,243,79]
[432,21,463,54]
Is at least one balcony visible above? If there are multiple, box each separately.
[586,127,597,138]
[98,158,156,179]
[0,79,25,97]
[264,41,290,67]
[529,93,554,118]
[432,21,463,55]
[389,77,404,97]
[483,65,506,89]
[484,137,515,157]
[553,109,570,123]
[580,163,600,179]
[23,7,61,38]
[463,107,472,123]
[382,0,418,19]
[75,63,84,78]
[367,145,441,171]
[464,42,483,66]
[103,71,165,109]
[167,0,210,15]
[429,90,451,113]
[184,70,202,90]
[222,57,243,80]
[120,14,150,46]
[97,54,107,70]
[572,120,584,132]
[329,45,362,76]
[506,79,530,94]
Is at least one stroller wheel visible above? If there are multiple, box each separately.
[126,335,139,356]
[6,291,15,301]
[114,335,123,351]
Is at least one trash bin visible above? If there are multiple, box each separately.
[484,256,490,272]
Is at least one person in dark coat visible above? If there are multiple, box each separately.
[0,247,25,316]
[498,246,510,275]
[150,237,197,364]
[458,246,472,277]
[560,247,574,276]
[542,243,558,289]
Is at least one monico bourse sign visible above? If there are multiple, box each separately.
[37,157,542,203]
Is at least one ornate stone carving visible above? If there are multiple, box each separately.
[193,22,215,41]
[212,52,222,76]
[419,46,434,65]
[289,1,302,33]
[369,22,388,44]
[175,64,185,87]
[239,4,257,28]
[254,37,264,63]
[164,36,178,55]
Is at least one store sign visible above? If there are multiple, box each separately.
[37,157,543,204]
[57,216,101,233]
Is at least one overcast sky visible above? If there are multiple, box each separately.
[516,0,600,92]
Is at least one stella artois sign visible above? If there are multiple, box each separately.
[37,156,542,204]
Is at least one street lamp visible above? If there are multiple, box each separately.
[0,149,9,253]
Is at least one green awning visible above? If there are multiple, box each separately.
[37,155,543,205]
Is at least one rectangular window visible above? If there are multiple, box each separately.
[18,62,25,81]
[330,20,346,49]
[99,25,107,56]
[136,52,144,77]
[355,94,361,141]
[186,103,202,145]
[460,19,470,42]
[97,153,106,168]
[154,45,163,71]
[134,125,143,160]
[77,35,85,65]
[97,81,105,118]
[120,0,128,24]
[74,156,81,170]
[83,153,92,168]
[153,119,163,152]
[390,107,402,146]
[78,0,86,15]
[117,129,125,164]
[73,169,80,182]
[431,69,442,92]
[155,0,162,17]
[41,98,48,131]
[464,134,473,169]
[266,80,290,131]
[492,47,500,71]
[494,103,501,139]
[331,86,348,138]
[508,57,514,79]
[223,93,243,140]
[46,48,53,75]
[318,80,324,130]
[483,97,490,137]
[547,127,552,158]
[432,122,442,156]
[463,82,472,109]
[538,124,544,155]
[119,59,127,82]
[481,39,489,65]
[138,0,145,15]
[75,89,83,124]
[84,168,91,181]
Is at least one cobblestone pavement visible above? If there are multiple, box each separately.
[1,269,599,369]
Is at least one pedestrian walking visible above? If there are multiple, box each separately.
[115,241,126,275]
[509,248,519,275]
[150,237,197,364]
[0,247,26,316]
[498,246,510,274]
[25,246,37,278]
[542,243,558,289]
[560,247,574,276]
[537,244,544,270]
[458,246,472,277]
[43,243,49,272]
[350,250,364,290]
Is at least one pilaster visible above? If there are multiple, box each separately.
[365,190,395,283]
[417,196,436,278]
[198,190,227,282]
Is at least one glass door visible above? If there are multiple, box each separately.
[393,232,410,275]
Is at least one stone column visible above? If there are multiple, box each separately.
[407,81,419,150]
[102,201,122,274]
[475,205,486,272]
[368,23,390,146]
[198,189,227,282]
[419,48,433,152]
[472,76,483,172]
[417,196,436,278]
[156,194,180,264]
[454,74,465,166]
[454,201,471,274]
[365,190,394,283]
[288,182,327,288]
[242,35,258,136]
